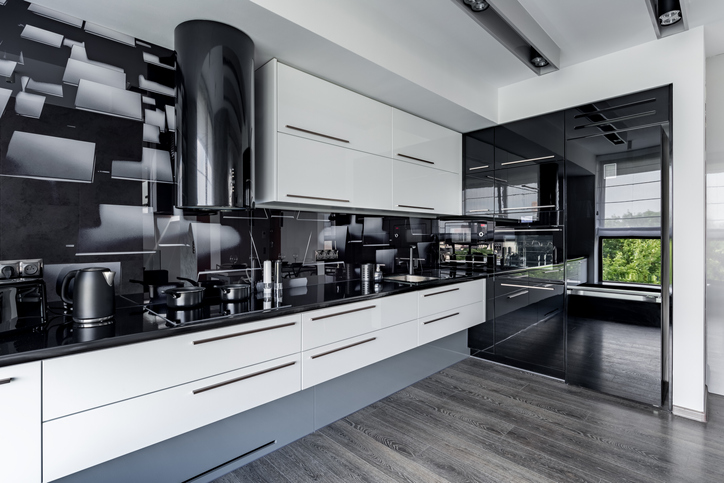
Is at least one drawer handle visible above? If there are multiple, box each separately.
[501,283,555,291]
[287,194,350,203]
[397,153,435,165]
[311,337,376,359]
[500,205,556,211]
[311,305,376,321]
[193,322,297,345]
[423,287,460,297]
[424,312,459,325]
[286,125,350,144]
[397,204,435,211]
[507,290,528,299]
[468,209,490,213]
[469,165,489,170]
[0,377,13,385]
[500,155,555,166]
[192,361,296,395]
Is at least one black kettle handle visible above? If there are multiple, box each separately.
[60,270,78,305]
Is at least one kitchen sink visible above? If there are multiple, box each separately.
[384,274,440,284]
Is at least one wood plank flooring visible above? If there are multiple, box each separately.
[212,358,724,483]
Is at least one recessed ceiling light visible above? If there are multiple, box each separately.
[530,49,549,68]
[658,0,682,26]
[464,0,489,12]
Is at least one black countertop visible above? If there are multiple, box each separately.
[0,270,489,367]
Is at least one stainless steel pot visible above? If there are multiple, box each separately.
[219,283,250,302]
[165,286,205,308]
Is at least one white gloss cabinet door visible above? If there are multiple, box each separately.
[301,320,417,389]
[0,362,41,483]
[392,160,462,215]
[418,279,486,318]
[43,354,301,483]
[393,109,462,174]
[43,314,301,421]
[418,301,486,346]
[277,133,392,210]
[277,63,392,157]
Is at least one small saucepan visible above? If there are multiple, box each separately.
[165,286,205,308]
[219,283,251,302]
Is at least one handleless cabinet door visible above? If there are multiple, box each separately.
[393,109,461,174]
[277,133,392,210]
[393,160,461,215]
[277,63,392,157]
[0,362,40,483]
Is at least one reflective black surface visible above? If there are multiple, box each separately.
[175,20,254,209]
[0,272,485,366]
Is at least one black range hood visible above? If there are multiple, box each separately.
[174,20,254,210]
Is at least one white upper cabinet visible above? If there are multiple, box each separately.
[393,109,462,174]
[277,63,392,157]
[393,160,461,215]
[256,58,462,215]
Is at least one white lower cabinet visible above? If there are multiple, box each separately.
[418,278,485,317]
[42,353,301,483]
[301,320,417,389]
[419,301,485,346]
[0,362,41,483]
[43,314,301,421]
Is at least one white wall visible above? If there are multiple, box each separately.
[706,54,724,396]
[499,28,707,415]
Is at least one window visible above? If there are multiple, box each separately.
[600,237,661,285]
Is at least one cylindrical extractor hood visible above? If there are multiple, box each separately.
[174,20,254,210]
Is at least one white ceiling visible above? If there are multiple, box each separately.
[26,0,724,131]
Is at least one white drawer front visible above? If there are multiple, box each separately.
[393,108,462,174]
[43,314,301,421]
[0,362,41,483]
[419,301,486,346]
[301,320,417,389]
[277,63,392,157]
[379,292,418,326]
[418,279,486,318]
[302,300,382,351]
[43,353,301,483]
[302,292,418,351]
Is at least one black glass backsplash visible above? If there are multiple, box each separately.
[0,2,439,301]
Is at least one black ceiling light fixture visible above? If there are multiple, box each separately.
[645,0,687,38]
[658,0,682,26]
[464,0,490,12]
[452,0,560,76]
[530,48,549,68]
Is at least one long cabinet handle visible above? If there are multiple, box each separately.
[0,378,13,385]
[285,125,350,144]
[192,361,296,395]
[423,287,460,297]
[311,305,376,321]
[193,322,296,345]
[508,291,528,299]
[500,155,555,166]
[287,194,350,203]
[501,283,555,291]
[398,204,435,211]
[424,312,459,325]
[397,153,435,165]
[500,205,556,211]
[311,337,376,359]
[468,209,490,213]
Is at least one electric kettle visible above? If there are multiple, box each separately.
[60,267,116,324]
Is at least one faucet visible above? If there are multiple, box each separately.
[409,246,415,274]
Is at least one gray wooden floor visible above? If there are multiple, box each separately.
[213,357,724,483]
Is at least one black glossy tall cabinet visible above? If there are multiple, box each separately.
[466,112,566,379]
